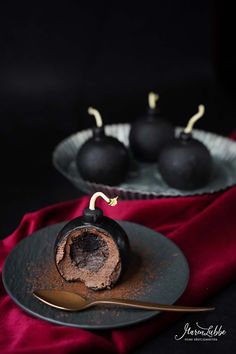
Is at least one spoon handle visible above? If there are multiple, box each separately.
[92,299,215,312]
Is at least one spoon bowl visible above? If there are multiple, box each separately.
[33,290,89,311]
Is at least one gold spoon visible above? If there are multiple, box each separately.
[33,290,215,313]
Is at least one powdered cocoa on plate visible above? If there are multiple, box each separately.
[27,250,157,300]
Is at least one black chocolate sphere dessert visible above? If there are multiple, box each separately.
[76,107,130,186]
[129,92,174,162]
[55,192,130,290]
[158,105,213,190]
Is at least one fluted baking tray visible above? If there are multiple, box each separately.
[53,124,236,198]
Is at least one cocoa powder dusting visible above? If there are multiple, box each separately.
[26,248,157,300]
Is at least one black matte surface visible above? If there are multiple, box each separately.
[158,135,213,190]
[129,113,174,162]
[76,133,129,185]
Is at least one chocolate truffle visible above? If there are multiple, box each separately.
[55,192,130,290]
[76,107,130,186]
[158,105,213,190]
[129,92,174,162]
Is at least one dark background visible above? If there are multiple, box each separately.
[0,1,235,353]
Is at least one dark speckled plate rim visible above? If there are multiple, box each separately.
[2,221,190,330]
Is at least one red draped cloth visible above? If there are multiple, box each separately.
[1,132,236,353]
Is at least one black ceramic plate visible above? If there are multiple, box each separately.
[2,221,189,329]
[53,124,236,198]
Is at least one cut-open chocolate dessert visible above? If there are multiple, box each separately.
[55,192,130,290]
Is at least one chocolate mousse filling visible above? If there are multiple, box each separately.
[55,227,121,290]
[70,233,109,272]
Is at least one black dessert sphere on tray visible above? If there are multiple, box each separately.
[129,92,174,162]
[54,192,130,290]
[76,107,129,186]
[158,105,213,190]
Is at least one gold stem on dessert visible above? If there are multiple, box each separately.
[184,104,205,134]
[148,92,159,109]
[89,192,118,211]
[88,107,103,128]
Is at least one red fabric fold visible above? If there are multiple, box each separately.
[1,130,236,353]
